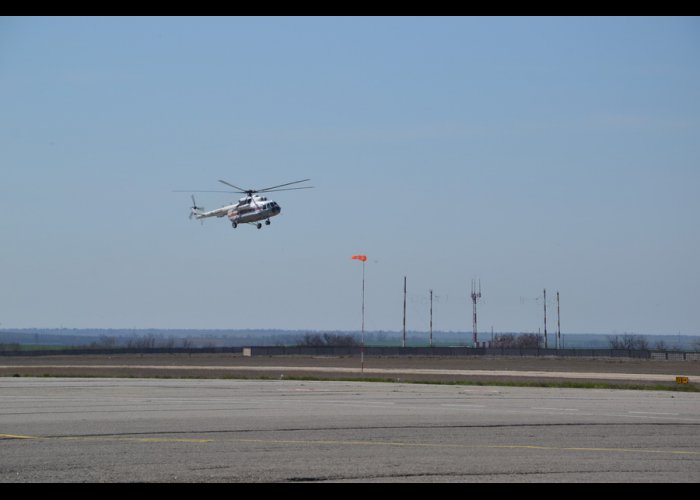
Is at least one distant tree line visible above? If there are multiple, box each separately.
[490,333,666,351]
[490,333,542,349]
[296,332,360,347]
[0,343,21,351]
[87,334,194,349]
[3,330,698,352]
[607,334,649,350]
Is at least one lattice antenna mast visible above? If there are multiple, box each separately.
[471,279,482,346]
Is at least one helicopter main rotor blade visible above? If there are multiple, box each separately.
[175,189,241,194]
[258,179,311,192]
[177,179,312,196]
[218,180,248,192]
[261,186,314,192]
[174,189,234,193]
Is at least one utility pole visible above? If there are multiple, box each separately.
[543,288,547,349]
[557,290,561,350]
[402,276,407,348]
[471,279,482,347]
[351,255,367,371]
[429,289,433,347]
[360,257,365,370]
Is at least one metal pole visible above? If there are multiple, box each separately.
[352,254,368,372]
[402,276,406,348]
[429,289,433,347]
[543,288,547,349]
[361,260,365,372]
[473,287,477,346]
[557,290,560,350]
[361,261,365,343]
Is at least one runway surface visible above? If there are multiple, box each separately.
[0,363,689,382]
[1,377,699,482]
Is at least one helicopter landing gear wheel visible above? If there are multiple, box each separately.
[256,223,262,229]
[265,219,270,225]
[231,222,237,228]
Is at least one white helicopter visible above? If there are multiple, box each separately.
[181,179,313,229]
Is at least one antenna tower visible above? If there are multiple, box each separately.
[471,279,482,346]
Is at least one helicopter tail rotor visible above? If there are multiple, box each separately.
[189,195,204,220]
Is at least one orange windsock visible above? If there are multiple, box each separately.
[352,254,367,262]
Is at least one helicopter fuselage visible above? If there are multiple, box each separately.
[216,194,280,228]
[228,197,281,225]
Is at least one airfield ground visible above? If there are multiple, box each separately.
[0,352,698,389]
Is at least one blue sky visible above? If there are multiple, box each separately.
[1,16,699,336]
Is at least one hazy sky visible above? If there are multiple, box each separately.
[2,16,699,336]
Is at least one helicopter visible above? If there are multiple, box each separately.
[180,179,313,229]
